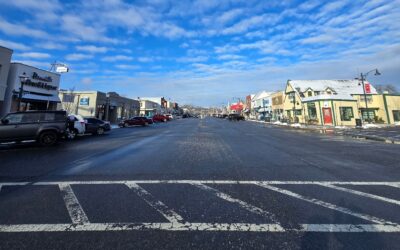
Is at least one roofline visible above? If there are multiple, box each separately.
[11,62,60,76]
[0,45,13,52]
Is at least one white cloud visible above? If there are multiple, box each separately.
[17,52,51,59]
[61,15,117,43]
[40,42,67,50]
[0,18,50,39]
[0,39,29,50]
[177,56,208,63]
[115,64,141,70]
[81,77,93,86]
[222,14,279,35]
[76,45,108,53]
[101,55,133,62]
[65,53,94,61]
[217,54,245,60]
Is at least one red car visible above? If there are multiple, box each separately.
[119,117,148,127]
[152,114,168,122]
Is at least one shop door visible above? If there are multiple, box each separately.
[322,108,333,124]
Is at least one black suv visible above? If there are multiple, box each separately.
[0,111,67,146]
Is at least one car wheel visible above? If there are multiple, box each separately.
[163,119,167,122]
[124,122,129,127]
[97,127,105,135]
[38,131,58,146]
[67,129,77,140]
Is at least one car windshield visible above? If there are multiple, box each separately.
[1,1,400,249]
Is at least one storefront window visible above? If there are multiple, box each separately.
[340,107,354,121]
[393,110,400,122]
[361,109,375,120]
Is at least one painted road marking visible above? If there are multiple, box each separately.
[1,180,400,186]
[191,183,283,226]
[59,184,89,224]
[1,223,400,233]
[256,183,396,225]
[1,180,399,233]
[318,183,400,206]
[125,182,185,224]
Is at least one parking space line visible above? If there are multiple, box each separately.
[256,183,397,225]
[125,182,185,224]
[191,183,283,226]
[318,183,400,206]
[1,223,400,232]
[59,184,89,224]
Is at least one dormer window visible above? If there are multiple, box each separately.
[314,91,320,96]
[308,91,312,97]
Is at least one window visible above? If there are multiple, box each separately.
[21,113,41,123]
[294,110,302,116]
[4,113,24,124]
[308,91,312,97]
[393,110,400,122]
[314,91,320,96]
[307,103,317,119]
[361,109,375,120]
[340,107,354,121]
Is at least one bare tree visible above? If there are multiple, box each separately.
[61,87,77,114]
[375,84,398,94]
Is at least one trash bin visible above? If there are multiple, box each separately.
[355,119,362,128]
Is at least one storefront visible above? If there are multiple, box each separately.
[2,63,61,114]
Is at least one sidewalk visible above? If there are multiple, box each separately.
[247,119,400,144]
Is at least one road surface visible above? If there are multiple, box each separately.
[0,118,399,249]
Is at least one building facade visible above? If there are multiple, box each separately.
[283,79,400,126]
[271,91,284,121]
[59,90,139,123]
[0,46,13,116]
[2,63,61,115]
[139,99,162,116]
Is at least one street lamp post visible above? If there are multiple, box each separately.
[358,69,381,123]
[105,93,110,122]
[17,73,29,111]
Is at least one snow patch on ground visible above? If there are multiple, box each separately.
[362,124,380,129]
[290,123,303,128]
[335,126,351,129]
[111,125,120,129]
[395,122,400,126]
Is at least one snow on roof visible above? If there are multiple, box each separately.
[302,94,356,102]
[289,79,377,98]
[252,90,273,100]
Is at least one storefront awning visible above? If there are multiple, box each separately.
[22,93,61,103]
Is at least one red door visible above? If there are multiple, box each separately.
[322,108,333,124]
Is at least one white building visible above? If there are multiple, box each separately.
[0,46,13,116]
[251,91,273,120]
[139,99,162,116]
[2,63,61,115]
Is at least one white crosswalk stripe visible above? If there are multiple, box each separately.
[0,180,399,233]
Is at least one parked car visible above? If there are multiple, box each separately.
[152,114,168,122]
[119,117,148,127]
[228,114,245,121]
[0,111,67,146]
[84,117,111,135]
[144,116,154,124]
[66,114,86,139]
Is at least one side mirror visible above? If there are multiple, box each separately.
[1,119,9,125]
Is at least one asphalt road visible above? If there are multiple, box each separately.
[0,118,400,249]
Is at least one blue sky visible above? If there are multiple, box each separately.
[0,0,399,106]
